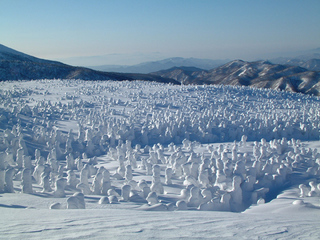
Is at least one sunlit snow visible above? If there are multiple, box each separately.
[0,79,319,239]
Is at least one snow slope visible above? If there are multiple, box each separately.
[1,199,319,240]
[0,80,319,239]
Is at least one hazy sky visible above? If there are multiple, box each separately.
[1,0,320,66]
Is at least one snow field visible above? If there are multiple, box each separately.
[0,79,320,239]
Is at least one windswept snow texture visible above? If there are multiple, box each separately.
[0,80,320,239]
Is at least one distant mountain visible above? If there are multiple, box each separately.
[0,44,179,84]
[152,60,320,96]
[2,44,320,95]
[300,59,320,71]
[151,66,209,85]
[89,57,229,73]
[270,58,320,71]
[270,48,320,71]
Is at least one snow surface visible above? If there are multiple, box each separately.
[0,79,320,239]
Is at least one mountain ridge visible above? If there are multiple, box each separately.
[1,44,320,96]
[269,48,320,71]
[151,60,320,95]
[0,44,179,84]
[89,57,229,73]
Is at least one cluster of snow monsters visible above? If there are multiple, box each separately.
[1,135,320,211]
[0,79,320,211]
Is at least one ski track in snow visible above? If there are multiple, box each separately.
[0,79,320,239]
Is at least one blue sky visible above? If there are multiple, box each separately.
[1,0,320,66]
